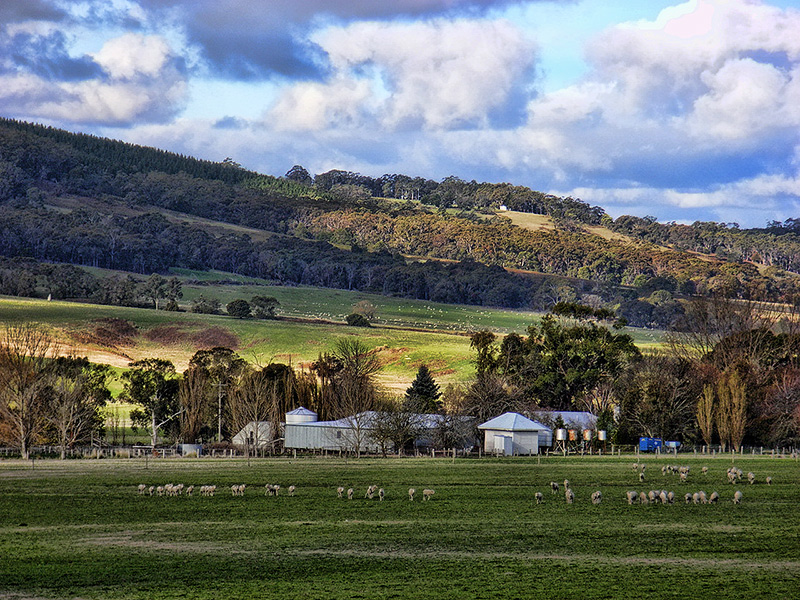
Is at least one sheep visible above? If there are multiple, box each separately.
[535,492,544,505]
[679,472,688,484]
[288,485,296,497]
[206,484,216,497]
[347,488,354,500]
[661,465,667,476]
[698,491,708,504]
[648,490,657,503]
[365,485,378,499]
[747,472,756,485]
[733,490,743,504]
[692,492,701,504]
[408,488,416,501]
[148,485,155,496]
[684,493,692,504]
[639,492,649,505]
[640,464,646,473]
[337,486,345,498]
[709,491,720,504]
[667,491,675,504]
[591,491,602,505]
[659,491,668,505]
[156,486,164,497]
[231,484,245,496]
[378,488,385,501]
[186,485,194,497]
[639,472,646,483]
[626,490,638,505]
[565,489,574,504]
[632,462,639,471]
[766,476,773,485]
[550,481,560,494]
[701,466,709,475]
[138,484,147,495]
[563,479,570,490]
[422,489,435,501]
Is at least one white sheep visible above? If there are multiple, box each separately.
[422,489,435,501]
[550,481,560,494]
[709,491,720,504]
[661,465,667,476]
[186,485,194,496]
[288,485,296,497]
[565,489,574,504]
[684,493,692,504]
[138,484,147,495]
[632,462,639,471]
[667,491,675,504]
[148,486,155,496]
[591,490,602,505]
[701,466,708,475]
[626,490,638,505]
[698,491,708,504]
[337,486,345,498]
[648,490,657,503]
[766,476,773,485]
[208,485,216,496]
[347,488,354,500]
[408,488,416,501]
[365,485,378,499]
[378,488,385,501]
[692,492,701,504]
[733,490,743,504]
[659,491,668,505]
[535,492,544,505]
[563,479,570,490]
[639,472,646,483]
[747,472,755,485]
[156,486,164,497]
[639,492,649,505]
[679,472,688,484]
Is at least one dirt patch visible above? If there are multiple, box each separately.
[143,325,189,345]
[374,346,410,367]
[70,318,138,350]
[191,327,239,349]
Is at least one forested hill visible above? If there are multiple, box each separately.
[2,117,800,328]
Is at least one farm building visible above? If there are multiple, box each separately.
[284,408,475,453]
[232,421,274,449]
[478,412,552,456]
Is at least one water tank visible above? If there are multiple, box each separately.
[582,429,593,441]
[597,430,607,441]
[285,407,318,424]
[568,429,578,441]
[555,428,567,441]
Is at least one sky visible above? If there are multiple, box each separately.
[2,0,800,228]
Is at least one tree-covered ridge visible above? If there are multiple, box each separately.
[2,117,800,325]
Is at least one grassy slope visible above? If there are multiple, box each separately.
[0,455,797,600]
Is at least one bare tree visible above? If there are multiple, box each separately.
[717,370,747,451]
[46,375,97,459]
[227,369,272,457]
[179,367,212,443]
[696,383,715,448]
[0,324,56,459]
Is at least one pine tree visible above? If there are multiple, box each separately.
[404,365,442,414]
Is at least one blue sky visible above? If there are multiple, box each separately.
[2,0,800,227]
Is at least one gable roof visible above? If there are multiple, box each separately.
[478,412,550,432]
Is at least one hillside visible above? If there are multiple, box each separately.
[2,117,800,333]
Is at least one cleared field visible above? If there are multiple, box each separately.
[0,455,797,599]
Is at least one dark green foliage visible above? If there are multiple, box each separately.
[345,313,371,327]
[251,296,280,319]
[120,358,180,445]
[404,365,442,413]
[226,299,251,319]
[191,295,221,314]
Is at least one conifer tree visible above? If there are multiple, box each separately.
[405,365,442,413]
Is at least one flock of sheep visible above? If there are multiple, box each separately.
[136,462,772,507]
[530,463,773,506]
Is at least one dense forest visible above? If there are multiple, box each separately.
[2,117,800,329]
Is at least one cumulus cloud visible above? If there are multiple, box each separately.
[132,0,560,79]
[0,33,188,125]
[268,18,537,131]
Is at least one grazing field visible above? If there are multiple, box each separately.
[1,455,798,599]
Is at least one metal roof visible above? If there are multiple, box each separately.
[477,412,550,432]
[286,407,317,416]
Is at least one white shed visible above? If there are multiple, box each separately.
[478,412,551,456]
[232,421,273,448]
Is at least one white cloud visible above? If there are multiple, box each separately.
[0,33,188,125]
[267,18,537,131]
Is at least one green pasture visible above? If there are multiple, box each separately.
[0,455,797,599]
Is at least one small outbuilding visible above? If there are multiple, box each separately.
[478,412,551,456]
[232,421,274,449]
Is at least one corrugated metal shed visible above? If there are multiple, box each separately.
[477,412,551,455]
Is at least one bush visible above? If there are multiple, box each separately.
[345,313,371,327]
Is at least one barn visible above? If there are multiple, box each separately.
[478,412,551,456]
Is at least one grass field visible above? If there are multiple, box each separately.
[0,288,664,393]
[0,455,797,599]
